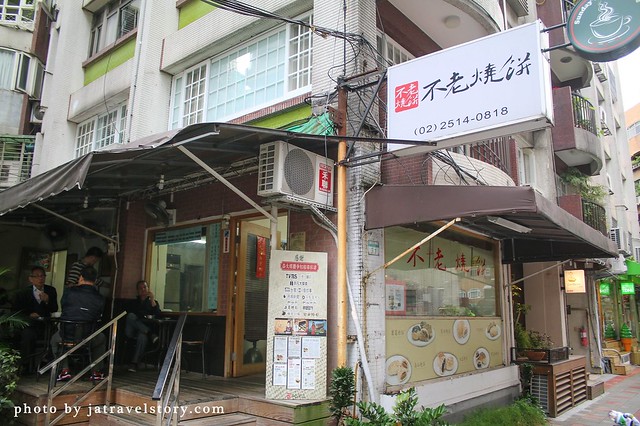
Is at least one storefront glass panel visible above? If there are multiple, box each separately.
[384,226,503,386]
[149,225,219,313]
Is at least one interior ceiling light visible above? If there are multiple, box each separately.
[443,15,461,29]
[486,216,532,234]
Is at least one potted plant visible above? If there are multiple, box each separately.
[524,330,554,361]
[604,322,617,340]
[620,323,634,352]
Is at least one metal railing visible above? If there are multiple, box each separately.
[0,136,34,188]
[152,313,187,426]
[571,93,598,136]
[467,136,512,176]
[582,199,607,236]
[38,311,127,426]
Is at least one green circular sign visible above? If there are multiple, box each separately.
[567,0,640,62]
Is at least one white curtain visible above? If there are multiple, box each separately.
[0,48,16,90]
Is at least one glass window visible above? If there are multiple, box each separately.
[0,48,16,90]
[0,0,35,26]
[75,121,95,157]
[89,0,139,57]
[170,13,312,128]
[75,102,128,157]
[376,32,413,66]
[384,226,498,317]
[15,53,30,92]
[183,64,207,126]
[149,225,220,313]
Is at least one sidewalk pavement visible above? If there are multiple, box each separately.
[548,365,640,425]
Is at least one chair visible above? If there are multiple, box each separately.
[56,319,96,372]
[181,323,213,379]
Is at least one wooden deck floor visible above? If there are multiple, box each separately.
[14,365,331,425]
[18,365,274,403]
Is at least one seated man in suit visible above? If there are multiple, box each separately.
[125,280,161,372]
[50,266,106,381]
[13,266,58,373]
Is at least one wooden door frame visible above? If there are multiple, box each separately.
[231,220,272,377]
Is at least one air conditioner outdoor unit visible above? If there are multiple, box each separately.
[610,227,631,255]
[257,141,334,207]
[30,102,45,124]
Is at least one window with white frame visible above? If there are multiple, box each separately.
[376,32,413,66]
[0,47,44,98]
[517,147,536,187]
[89,0,140,57]
[0,0,35,27]
[170,13,313,128]
[75,103,127,157]
[628,121,640,139]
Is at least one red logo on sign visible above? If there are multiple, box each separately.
[280,262,319,272]
[318,163,332,193]
[394,81,419,112]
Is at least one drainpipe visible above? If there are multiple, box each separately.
[337,82,348,366]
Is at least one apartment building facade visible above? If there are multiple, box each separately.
[0,0,638,421]
[0,0,54,189]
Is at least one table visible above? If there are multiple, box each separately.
[29,316,59,374]
[141,317,177,369]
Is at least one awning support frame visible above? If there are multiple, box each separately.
[176,145,276,224]
[32,204,118,246]
[365,217,460,280]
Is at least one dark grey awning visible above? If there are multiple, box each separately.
[0,122,343,223]
[365,185,617,263]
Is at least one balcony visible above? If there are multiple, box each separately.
[558,194,607,236]
[0,136,34,189]
[552,87,603,176]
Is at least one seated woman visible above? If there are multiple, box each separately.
[125,280,161,372]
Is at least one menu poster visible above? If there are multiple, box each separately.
[273,336,288,363]
[287,358,302,389]
[288,336,302,358]
[265,251,328,400]
[302,359,316,389]
[273,364,287,386]
[302,337,321,358]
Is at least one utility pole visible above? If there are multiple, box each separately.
[336,79,348,367]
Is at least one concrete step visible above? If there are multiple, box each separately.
[89,410,257,425]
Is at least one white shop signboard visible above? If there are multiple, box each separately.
[387,20,553,155]
[265,251,328,400]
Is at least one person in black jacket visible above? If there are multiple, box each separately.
[125,280,161,372]
[50,266,106,381]
[13,266,59,372]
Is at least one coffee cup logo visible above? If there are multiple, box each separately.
[567,0,640,62]
[588,2,631,43]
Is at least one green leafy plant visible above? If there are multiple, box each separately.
[528,330,553,350]
[0,267,26,417]
[329,366,356,424]
[604,322,617,339]
[560,167,607,203]
[344,387,448,426]
[620,323,633,338]
[0,348,21,416]
[456,396,546,426]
